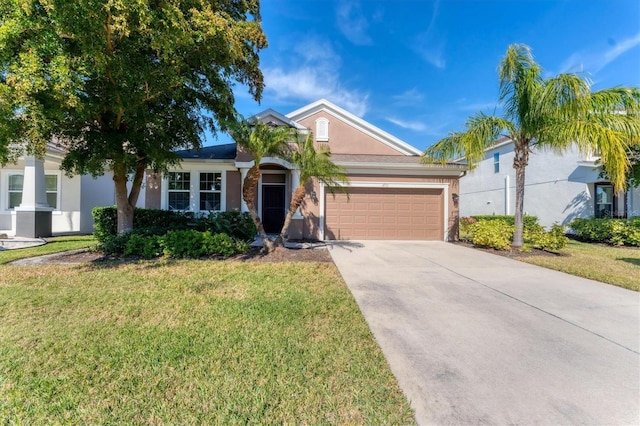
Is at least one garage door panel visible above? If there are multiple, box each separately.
[325,187,444,240]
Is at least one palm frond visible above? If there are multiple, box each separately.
[291,133,348,194]
[423,113,514,168]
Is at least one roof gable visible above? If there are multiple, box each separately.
[286,99,422,156]
[251,108,308,131]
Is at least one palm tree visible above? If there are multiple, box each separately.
[422,43,640,248]
[277,133,348,246]
[228,118,294,252]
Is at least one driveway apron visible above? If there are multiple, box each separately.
[328,241,639,425]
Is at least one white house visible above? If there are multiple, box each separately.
[459,138,640,227]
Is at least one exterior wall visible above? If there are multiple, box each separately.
[459,143,636,227]
[1,157,92,235]
[80,174,115,233]
[226,170,242,212]
[296,111,404,156]
[144,171,162,209]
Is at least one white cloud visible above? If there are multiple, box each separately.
[385,117,427,132]
[560,32,640,75]
[262,37,369,117]
[392,89,425,106]
[336,1,372,45]
[413,0,446,69]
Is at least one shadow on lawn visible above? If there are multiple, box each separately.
[617,257,640,267]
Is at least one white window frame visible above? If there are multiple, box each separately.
[493,152,500,174]
[162,170,227,213]
[316,117,329,142]
[167,171,192,211]
[198,172,223,212]
[2,171,61,212]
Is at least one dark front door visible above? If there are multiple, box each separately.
[262,185,286,233]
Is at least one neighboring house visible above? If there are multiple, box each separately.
[2,99,466,240]
[459,138,640,227]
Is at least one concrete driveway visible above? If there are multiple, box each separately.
[328,241,639,425]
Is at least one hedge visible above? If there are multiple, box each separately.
[569,217,640,246]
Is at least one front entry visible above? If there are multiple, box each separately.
[262,185,286,233]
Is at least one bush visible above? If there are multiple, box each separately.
[92,207,256,243]
[468,219,514,250]
[570,218,640,246]
[471,215,539,228]
[460,216,569,251]
[124,234,162,259]
[160,230,248,258]
[192,211,257,242]
[525,223,568,252]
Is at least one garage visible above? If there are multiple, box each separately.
[324,187,444,240]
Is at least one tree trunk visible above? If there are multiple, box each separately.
[512,139,530,248]
[113,166,134,234]
[276,185,306,247]
[113,159,146,235]
[243,165,275,253]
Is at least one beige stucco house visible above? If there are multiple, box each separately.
[2,99,466,240]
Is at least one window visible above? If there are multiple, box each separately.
[493,152,500,173]
[595,183,614,218]
[316,117,329,142]
[6,173,58,210]
[8,174,23,209]
[46,175,58,209]
[199,172,222,211]
[168,172,191,210]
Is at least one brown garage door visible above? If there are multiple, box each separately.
[325,187,444,240]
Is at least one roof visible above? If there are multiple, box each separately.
[332,153,467,172]
[176,143,236,160]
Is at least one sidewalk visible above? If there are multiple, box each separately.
[0,236,46,250]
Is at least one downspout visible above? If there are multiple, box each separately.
[505,175,510,215]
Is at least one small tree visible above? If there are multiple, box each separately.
[0,0,267,234]
[228,119,294,253]
[277,133,348,246]
[423,44,640,248]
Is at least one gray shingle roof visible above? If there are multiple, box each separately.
[176,143,236,160]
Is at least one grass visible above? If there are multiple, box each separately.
[0,235,97,265]
[518,240,640,291]
[0,260,414,424]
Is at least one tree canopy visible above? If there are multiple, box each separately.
[423,43,640,247]
[0,0,267,232]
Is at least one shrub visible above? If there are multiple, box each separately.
[202,232,239,257]
[570,218,640,247]
[525,223,568,252]
[468,219,514,250]
[192,211,256,242]
[470,215,539,228]
[161,230,206,258]
[93,207,256,243]
[124,234,162,259]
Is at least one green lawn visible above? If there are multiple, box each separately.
[517,240,640,291]
[0,235,97,265]
[0,260,414,424]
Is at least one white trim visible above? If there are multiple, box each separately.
[1,170,61,213]
[251,108,308,131]
[235,156,297,170]
[162,169,227,213]
[286,99,422,156]
[319,181,450,241]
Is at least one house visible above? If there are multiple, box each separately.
[459,138,640,227]
[2,99,466,240]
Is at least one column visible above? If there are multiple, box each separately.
[15,156,53,237]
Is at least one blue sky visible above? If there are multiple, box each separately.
[215,0,640,152]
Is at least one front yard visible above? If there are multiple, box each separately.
[0,260,414,424]
[517,240,640,291]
